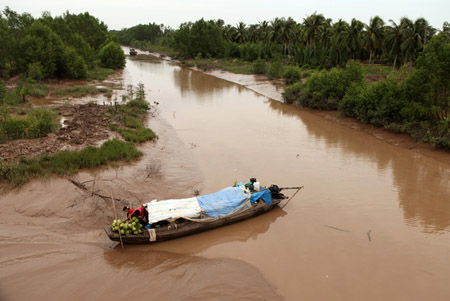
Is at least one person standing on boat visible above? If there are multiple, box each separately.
[123,205,149,226]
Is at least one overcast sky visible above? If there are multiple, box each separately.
[3,0,449,30]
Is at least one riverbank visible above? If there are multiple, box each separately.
[149,53,450,165]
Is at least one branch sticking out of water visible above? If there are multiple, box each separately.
[324,225,350,232]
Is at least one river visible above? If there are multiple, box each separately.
[0,50,449,300]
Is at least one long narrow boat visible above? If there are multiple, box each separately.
[104,184,293,244]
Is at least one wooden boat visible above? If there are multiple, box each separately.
[129,48,137,55]
[104,185,298,244]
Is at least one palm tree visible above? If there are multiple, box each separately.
[234,22,247,43]
[268,17,283,44]
[280,17,297,56]
[401,18,423,65]
[330,19,349,66]
[385,19,405,69]
[258,20,270,44]
[302,13,326,47]
[343,18,364,59]
[222,24,235,42]
[363,16,385,65]
[247,24,259,43]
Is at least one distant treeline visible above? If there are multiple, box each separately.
[0,7,125,80]
[112,14,449,69]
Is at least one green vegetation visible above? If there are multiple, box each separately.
[282,66,303,84]
[98,41,126,69]
[23,81,49,98]
[0,83,157,186]
[253,59,267,74]
[0,7,125,81]
[86,67,115,80]
[283,62,365,109]
[113,15,447,70]
[109,84,157,143]
[0,139,141,186]
[51,85,111,98]
[0,107,59,142]
[283,34,450,149]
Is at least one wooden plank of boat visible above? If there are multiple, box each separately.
[104,197,283,244]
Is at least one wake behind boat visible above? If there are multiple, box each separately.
[104,181,302,244]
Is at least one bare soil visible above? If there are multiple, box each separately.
[0,103,114,162]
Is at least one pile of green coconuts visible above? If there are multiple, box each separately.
[111,217,144,235]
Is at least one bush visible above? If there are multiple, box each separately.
[267,60,283,79]
[282,82,303,104]
[239,43,260,62]
[253,59,266,74]
[0,80,6,103]
[353,76,406,125]
[60,46,88,79]
[282,66,302,84]
[340,82,367,117]
[27,62,44,81]
[0,108,59,141]
[98,41,126,69]
[294,62,365,110]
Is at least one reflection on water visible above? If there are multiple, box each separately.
[172,67,236,101]
[149,206,287,254]
[266,97,450,233]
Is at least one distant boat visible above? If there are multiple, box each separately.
[104,183,302,244]
[129,48,137,55]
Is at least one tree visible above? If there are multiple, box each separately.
[363,16,385,65]
[174,19,225,58]
[302,13,326,47]
[18,20,65,77]
[404,33,450,120]
[234,22,247,43]
[386,19,405,69]
[343,18,364,59]
[62,12,109,51]
[98,41,125,69]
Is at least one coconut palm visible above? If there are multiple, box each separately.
[222,24,235,42]
[363,16,385,65]
[258,20,270,44]
[385,19,405,69]
[280,17,297,56]
[401,18,424,65]
[342,18,364,59]
[268,17,283,44]
[234,22,247,43]
[329,19,350,66]
[302,13,326,47]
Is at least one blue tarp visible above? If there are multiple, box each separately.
[250,189,272,206]
[196,187,273,218]
[197,187,249,218]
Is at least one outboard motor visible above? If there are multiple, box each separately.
[269,184,286,199]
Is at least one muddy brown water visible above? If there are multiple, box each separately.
[1,49,449,300]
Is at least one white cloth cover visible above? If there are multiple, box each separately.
[145,197,201,224]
